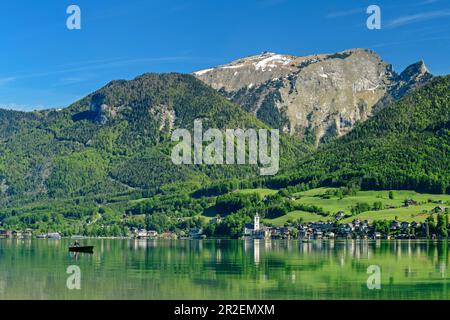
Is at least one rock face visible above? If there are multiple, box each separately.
[90,93,119,124]
[194,49,433,145]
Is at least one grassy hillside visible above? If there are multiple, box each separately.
[260,188,450,226]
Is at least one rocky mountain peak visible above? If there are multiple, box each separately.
[390,60,433,100]
[193,51,299,93]
[194,49,433,145]
[400,60,432,83]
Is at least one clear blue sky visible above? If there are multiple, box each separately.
[1,0,449,110]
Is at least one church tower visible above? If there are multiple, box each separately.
[254,213,260,231]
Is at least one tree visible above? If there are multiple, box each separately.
[437,214,448,238]
[373,201,383,211]
[389,191,394,200]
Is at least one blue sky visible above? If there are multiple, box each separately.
[1,0,449,111]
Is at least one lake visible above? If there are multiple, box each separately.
[0,239,448,300]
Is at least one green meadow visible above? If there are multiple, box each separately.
[233,188,450,226]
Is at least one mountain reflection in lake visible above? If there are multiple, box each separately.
[0,239,448,299]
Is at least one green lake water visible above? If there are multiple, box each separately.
[0,239,448,300]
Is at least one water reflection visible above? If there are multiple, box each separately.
[0,239,448,299]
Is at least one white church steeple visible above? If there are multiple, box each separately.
[254,213,260,231]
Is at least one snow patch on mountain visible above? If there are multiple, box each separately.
[193,68,214,76]
[253,54,293,72]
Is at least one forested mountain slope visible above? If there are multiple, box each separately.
[0,73,307,206]
[269,76,450,194]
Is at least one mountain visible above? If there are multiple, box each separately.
[194,49,433,145]
[268,76,450,194]
[0,71,447,235]
[0,73,306,206]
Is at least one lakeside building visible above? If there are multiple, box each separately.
[296,218,443,240]
[243,213,270,239]
[23,229,33,237]
[131,229,175,239]
[160,232,178,239]
[133,229,158,239]
[12,230,23,238]
[47,232,62,239]
[0,230,12,238]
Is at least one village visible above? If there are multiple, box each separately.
[1,203,448,241]
[242,204,449,240]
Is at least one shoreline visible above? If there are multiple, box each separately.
[1,237,449,242]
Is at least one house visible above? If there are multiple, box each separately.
[311,222,335,232]
[136,229,149,239]
[374,232,382,239]
[401,222,411,229]
[314,231,323,240]
[0,230,12,238]
[188,228,204,239]
[335,211,345,220]
[268,227,290,239]
[396,234,411,239]
[298,229,312,240]
[244,223,254,237]
[343,223,354,232]
[136,230,158,239]
[433,206,447,213]
[298,225,312,240]
[337,223,355,238]
[404,199,418,207]
[47,232,61,239]
[209,216,222,225]
[269,227,280,237]
[325,232,335,239]
[160,232,177,239]
[12,230,23,238]
[390,221,400,230]
[147,230,158,238]
[252,228,270,240]
[280,227,290,237]
[23,229,33,237]
[355,220,369,232]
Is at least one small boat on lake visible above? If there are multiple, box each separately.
[69,246,94,253]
